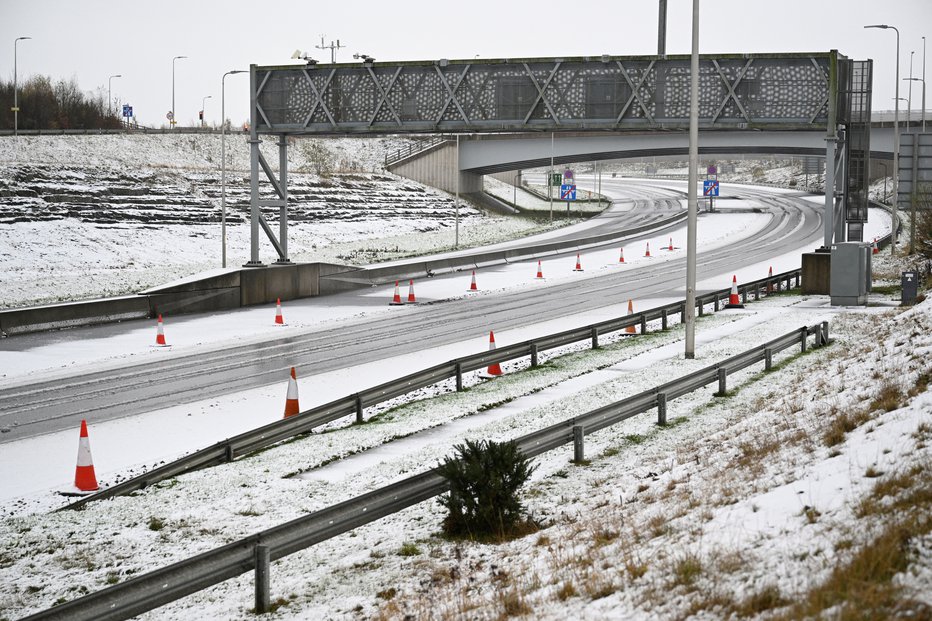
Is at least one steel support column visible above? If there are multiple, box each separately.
[823,136,836,248]
[276,135,290,264]
[246,69,263,267]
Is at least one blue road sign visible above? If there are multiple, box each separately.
[703,179,720,196]
[122,105,133,118]
[561,184,576,201]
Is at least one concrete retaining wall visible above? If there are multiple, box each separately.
[388,142,483,194]
[0,296,151,337]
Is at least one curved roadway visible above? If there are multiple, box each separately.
[0,182,822,443]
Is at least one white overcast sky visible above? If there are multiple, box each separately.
[2,0,930,127]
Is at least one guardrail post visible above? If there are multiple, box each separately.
[716,368,727,396]
[225,444,235,462]
[455,362,463,392]
[657,392,667,426]
[741,287,748,304]
[821,321,830,346]
[764,348,773,371]
[530,343,539,367]
[572,425,585,463]
[255,544,270,614]
[714,295,720,312]
[640,315,647,335]
[661,309,668,330]
[698,297,705,317]
[680,301,686,323]
[591,327,599,349]
[355,395,364,424]
[800,327,808,353]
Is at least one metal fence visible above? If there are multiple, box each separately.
[24,310,828,621]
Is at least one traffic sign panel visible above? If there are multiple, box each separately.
[703,180,720,196]
[561,184,576,201]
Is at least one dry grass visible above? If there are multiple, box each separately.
[868,380,904,413]
[823,405,872,447]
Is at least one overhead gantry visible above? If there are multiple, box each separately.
[245,51,871,265]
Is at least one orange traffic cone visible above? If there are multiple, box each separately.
[645,242,651,258]
[74,419,99,492]
[407,280,417,304]
[274,298,285,325]
[619,247,625,263]
[283,367,300,418]
[535,260,544,279]
[573,253,584,272]
[483,331,503,377]
[468,270,478,291]
[872,238,879,254]
[625,299,637,334]
[725,275,744,308]
[667,237,674,251]
[766,266,774,293]
[389,281,404,306]
[154,314,169,347]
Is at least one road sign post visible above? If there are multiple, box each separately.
[703,179,719,211]
[561,183,576,217]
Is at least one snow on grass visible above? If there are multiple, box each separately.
[2,291,929,620]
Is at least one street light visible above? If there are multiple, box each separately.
[201,95,212,128]
[221,69,247,268]
[172,55,187,129]
[907,50,915,127]
[905,78,925,131]
[923,36,927,132]
[14,36,32,136]
[108,74,122,118]
[865,24,900,256]
[878,161,889,203]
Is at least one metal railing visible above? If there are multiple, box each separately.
[23,310,827,621]
[59,269,801,514]
[384,135,451,167]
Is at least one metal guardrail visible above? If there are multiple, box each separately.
[59,269,801,514]
[23,310,827,621]
[0,127,226,136]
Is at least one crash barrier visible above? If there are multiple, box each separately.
[25,316,828,621]
[60,268,801,514]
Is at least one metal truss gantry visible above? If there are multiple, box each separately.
[245,51,870,265]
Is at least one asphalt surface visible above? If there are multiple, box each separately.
[0,182,822,443]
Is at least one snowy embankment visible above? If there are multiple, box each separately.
[0,291,929,620]
[0,134,586,310]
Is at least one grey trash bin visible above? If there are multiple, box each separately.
[901,271,918,305]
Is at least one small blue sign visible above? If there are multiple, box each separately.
[560,184,576,201]
[703,179,720,197]
[122,104,133,118]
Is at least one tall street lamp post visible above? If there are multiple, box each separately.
[172,55,187,129]
[907,51,915,127]
[201,95,212,128]
[923,36,927,132]
[865,24,900,256]
[108,74,122,118]
[221,69,246,268]
[14,36,32,136]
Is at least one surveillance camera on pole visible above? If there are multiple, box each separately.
[353,53,376,63]
[291,50,318,66]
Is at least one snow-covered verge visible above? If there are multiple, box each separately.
[0,135,581,309]
[0,289,929,620]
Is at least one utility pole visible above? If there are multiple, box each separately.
[657,0,668,56]
[316,35,345,63]
[685,0,699,359]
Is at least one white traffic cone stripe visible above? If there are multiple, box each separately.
[77,436,94,467]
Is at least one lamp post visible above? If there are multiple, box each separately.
[172,55,187,129]
[864,24,900,256]
[221,70,246,268]
[923,36,927,132]
[907,51,915,128]
[513,171,521,209]
[685,0,699,358]
[905,78,925,131]
[878,161,889,204]
[14,36,31,136]
[201,95,212,128]
[108,74,122,118]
